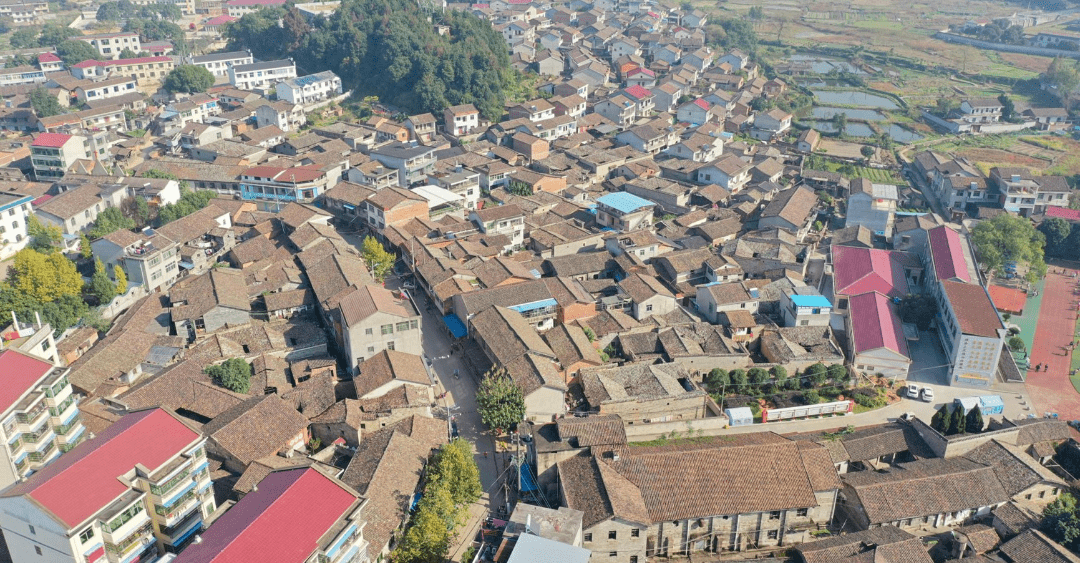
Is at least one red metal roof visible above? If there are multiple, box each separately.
[243,165,288,179]
[623,85,652,100]
[693,99,710,110]
[205,15,236,25]
[276,166,324,183]
[0,350,54,414]
[1,408,200,529]
[74,55,174,69]
[174,467,357,563]
[928,225,972,283]
[31,132,72,148]
[225,0,285,6]
[832,245,914,298]
[1047,206,1080,222]
[628,67,654,77]
[37,53,60,63]
[849,291,908,357]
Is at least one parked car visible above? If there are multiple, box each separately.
[920,386,934,402]
[905,384,921,399]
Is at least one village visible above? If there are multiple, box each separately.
[0,0,1077,562]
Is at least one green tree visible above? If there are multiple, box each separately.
[827,364,848,384]
[802,390,821,404]
[89,207,136,239]
[78,233,92,259]
[770,365,788,389]
[392,487,456,563]
[9,27,39,49]
[163,65,215,94]
[114,265,127,295]
[123,18,184,42]
[476,368,526,431]
[806,363,828,386]
[156,187,215,225]
[118,48,141,59]
[998,94,1017,122]
[582,327,596,342]
[39,24,79,47]
[860,145,875,158]
[930,404,949,433]
[1043,492,1080,551]
[88,259,117,304]
[748,6,764,19]
[29,87,62,118]
[707,368,729,392]
[9,249,82,303]
[1008,335,1026,353]
[361,236,395,282]
[1040,217,1072,257]
[947,406,967,435]
[26,215,61,252]
[427,438,482,505]
[728,368,747,388]
[831,112,848,134]
[747,367,769,386]
[965,405,984,433]
[899,294,937,331]
[205,358,252,393]
[971,214,1047,282]
[55,40,99,66]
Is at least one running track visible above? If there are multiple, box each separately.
[1025,268,1080,419]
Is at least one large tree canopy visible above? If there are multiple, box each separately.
[971,214,1047,282]
[225,0,513,120]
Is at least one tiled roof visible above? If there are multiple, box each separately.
[796,527,932,563]
[841,458,1009,525]
[963,439,1064,497]
[848,291,908,357]
[354,350,430,397]
[999,529,1080,563]
[831,246,915,298]
[941,280,1003,338]
[556,415,626,447]
[928,225,972,282]
[0,408,200,528]
[760,186,816,228]
[67,294,172,395]
[203,394,308,467]
[337,284,416,326]
[171,268,251,322]
[35,184,101,220]
[175,467,358,563]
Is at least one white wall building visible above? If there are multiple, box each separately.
[228,59,296,91]
[275,71,342,106]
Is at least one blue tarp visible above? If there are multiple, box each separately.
[410,492,422,511]
[979,395,1004,415]
[442,314,468,338]
[520,462,538,492]
[509,299,558,313]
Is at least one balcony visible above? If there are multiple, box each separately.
[15,406,48,427]
[158,509,202,541]
[155,487,199,523]
[27,439,55,462]
[43,375,69,399]
[104,523,154,560]
[49,394,76,418]
[55,417,83,440]
[150,468,191,497]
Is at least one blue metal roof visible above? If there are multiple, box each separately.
[520,461,538,492]
[509,298,558,313]
[790,294,832,308]
[596,191,654,214]
[442,314,468,338]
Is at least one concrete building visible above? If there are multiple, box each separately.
[0,66,45,87]
[92,228,182,294]
[228,59,296,91]
[0,350,84,491]
[780,289,832,327]
[595,192,654,232]
[0,192,34,258]
[444,104,480,136]
[370,143,436,187]
[70,57,174,85]
[30,132,88,181]
[275,71,342,106]
[185,50,253,78]
[225,0,285,16]
[76,32,141,60]
[0,408,215,563]
[336,284,423,370]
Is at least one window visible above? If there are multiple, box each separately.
[645,304,653,312]
[769,511,780,520]
[609,552,617,558]
[387,341,395,351]
[396,321,410,331]
[381,324,393,335]
[34,546,41,556]
[79,527,95,543]
[584,533,592,542]
[800,320,809,326]
[797,508,808,517]
[367,346,375,353]
[767,530,778,540]
[410,320,418,330]
[608,531,617,539]
[630,558,638,563]
[631,529,639,537]
[29,525,35,535]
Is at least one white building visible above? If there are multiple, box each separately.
[0,66,45,87]
[0,192,34,258]
[0,349,83,492]
[275,71,342,106]
[76,32,141,60]
[0,408,215,563]
[443,104,480,136]
[30,132,89,181]
[185,50,253,78]
[228,59,296,91]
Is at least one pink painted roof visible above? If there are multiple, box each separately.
[225,0,285,5]
[1,408,200,529]
[205,15,236,25]
[37,53,60,63]
[693,99,710,110]
[70,59,103,69]
[831,245,913,298]
[628,67,654,77]
[0,350,54,414]
[928,225,971,282]
[1047,206,1080,222]
[31,132,72,148]
[849,291,909,357]
[174,468,357,563]
[623,85,652,100]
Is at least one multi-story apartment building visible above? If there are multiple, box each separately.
[443,104,480,136]
[92,228,182,294]
[30,132,89,181]
[185,51,253,78]
[172,467,370,563]
[0,408,214,563]
[0,350,83,491]
[0,0,49,25]
[275,71,342,105]
[228,59,296,91]
[595,191,655,232]
[370,142,436,187]
[0,192,34,258]
[74,76,138,104]
[76,32,142,60]
[239,164,335,211]
[254,101,306,132]
[470,204,525,249]
[70,56,175,86]
[225,0,285,17]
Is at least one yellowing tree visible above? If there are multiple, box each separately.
[10,249,83,303]
[114,265,127,295]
